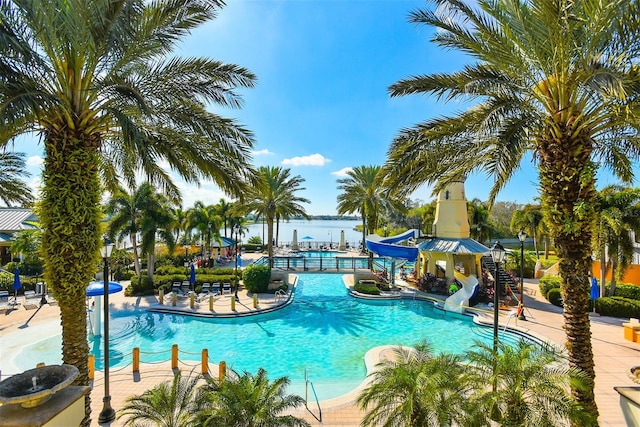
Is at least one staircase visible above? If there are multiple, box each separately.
[481,255,519,295]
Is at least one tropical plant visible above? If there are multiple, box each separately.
[468,198,491,243]
[592,186,640,296]
[0,152,34,207]
[465,340,592,427]
[187,201,223,263]
[138,191,177,278]
[337,165,405,253]
[381,1,640,419]
[357,343,476,427]
[198,367,310,427]
[245,166,310,262]
[511,204,546,259]
[0,2,256,423]
[118,370,207,427]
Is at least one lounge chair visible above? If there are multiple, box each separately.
[202,283,211,293]
[222,283,232,294]
[212,283,221,295]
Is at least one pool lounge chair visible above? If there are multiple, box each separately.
[212,283,221,295]
[222,283,232,294]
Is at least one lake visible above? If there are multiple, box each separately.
[244,219,363,249]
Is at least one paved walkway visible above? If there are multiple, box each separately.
[1,274,638,426]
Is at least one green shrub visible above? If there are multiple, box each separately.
[547,288,563,307]
[354,283,380,295]
[539,276,562,299]
[613,283,640,300]
[127,275,155,296]
[243,265,271,293]
[595,296,640,318]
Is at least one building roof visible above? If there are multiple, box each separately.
[0,208,38,234]
[417,237,489,255]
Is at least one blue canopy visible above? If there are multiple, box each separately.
[87,281,123,297]
[12,268,22,291]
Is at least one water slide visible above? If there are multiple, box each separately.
[365,229,420,261]
[444,272,479,314]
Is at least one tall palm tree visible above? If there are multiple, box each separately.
[464,341,592,427]
[215,198,234,238]
[0,2,256,422]
[187,201,222,262]
[357,344,474,427]
[468,198,491,243]
[381,1,640,419]
[245,166,309,261]
[171,207,189,244]
[118,371,207,427]
[592,186,640,296]
[0,152,34,207]
[510,204,546,259]
[199,368,310,427]
[138,191,177,278]
[337,165,404,252]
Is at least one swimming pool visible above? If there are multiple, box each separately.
[11,274,526,400]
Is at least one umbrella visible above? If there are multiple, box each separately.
[302,235,314,248]
[12,268,21,304]
[190,263,196,286]
[237,254,242,267]
[291,229,299,251]
[87,281,123,297]
[590,277,599,313]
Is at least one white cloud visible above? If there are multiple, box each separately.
[26,155,43,167]
[178,182,228,209]
[253,149,273,156]
[282,153,330,167]
[331,167,352,177]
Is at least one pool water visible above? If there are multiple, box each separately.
[13,273,526,400]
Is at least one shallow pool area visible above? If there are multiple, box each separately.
[9,273,528,401]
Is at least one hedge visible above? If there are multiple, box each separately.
[613,283,640,300]
[243,265,271,293]
[354,283,380,295]
[595,296,640,318]
[547,288,563,307]
[539,276,562,299]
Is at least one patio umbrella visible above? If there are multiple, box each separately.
[302,235,314,248]
[86,281,123,297]
[87,281,123,336]
[190,263,196,289]
[338,230,346,250]
[291,229,299,251]
[237,254,242,267]
[12,268,21,304]
[590,277,599,313]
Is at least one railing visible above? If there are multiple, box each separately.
[255,256,376,271]
[305,370,322,422]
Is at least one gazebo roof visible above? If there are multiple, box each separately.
[417,238,489,255]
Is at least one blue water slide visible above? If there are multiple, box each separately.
[365,229,420,261]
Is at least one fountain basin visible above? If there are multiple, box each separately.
[0,364,79,408]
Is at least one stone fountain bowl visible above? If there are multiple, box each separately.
[0,364,79,408]
[629,366,640,384]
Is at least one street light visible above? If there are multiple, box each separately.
[98,239,115,423]
[517,229,527,321]
[489,241,506,354]
[234,224,240,301]
[328,230,332,249]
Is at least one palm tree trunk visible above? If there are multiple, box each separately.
[610,258,617,296]
[131,236,141,275]
[361,215,366,254]
[539,132,599,425]
[600,248,607,297]
[40,134,102,426]
[533,230,540,259]
[267,216,275,264]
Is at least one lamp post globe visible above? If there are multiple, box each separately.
[517,229,528,320]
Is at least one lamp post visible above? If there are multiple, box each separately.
[234,224,240,301]
[517,229,527,320]
[489,241,506,355]
[328,230,332,249]
[98,239,115,423]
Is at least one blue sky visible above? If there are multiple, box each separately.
[12,0,632,215]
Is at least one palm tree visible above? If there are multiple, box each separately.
[245,166,310,262]
[171,207,189,244]
[381,1,640,419]
[138,191,177,278]
[215,198,235,238]
[199,368,310,427]
[337,165,404,253]
[106,182,171,276]
[510,204,546,259]
[0,152,34,207]
[468,198,491,243]
[187,201,223,263]
[357,343,476,427]
[464,340,592,427]
[118,371,207,427]
[1,3,256,422]
[592,186,640,296]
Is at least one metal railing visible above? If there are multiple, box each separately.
[305,370,322,422]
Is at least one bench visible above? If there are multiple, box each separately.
[623,318,640,342]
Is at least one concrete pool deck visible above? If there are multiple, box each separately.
[0,274,638,426]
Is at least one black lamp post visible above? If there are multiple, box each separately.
[517,229,527,320]
[328,230,332,249]
[98,239,115,423]
[234,225,240,301]
[490,241,506,355]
